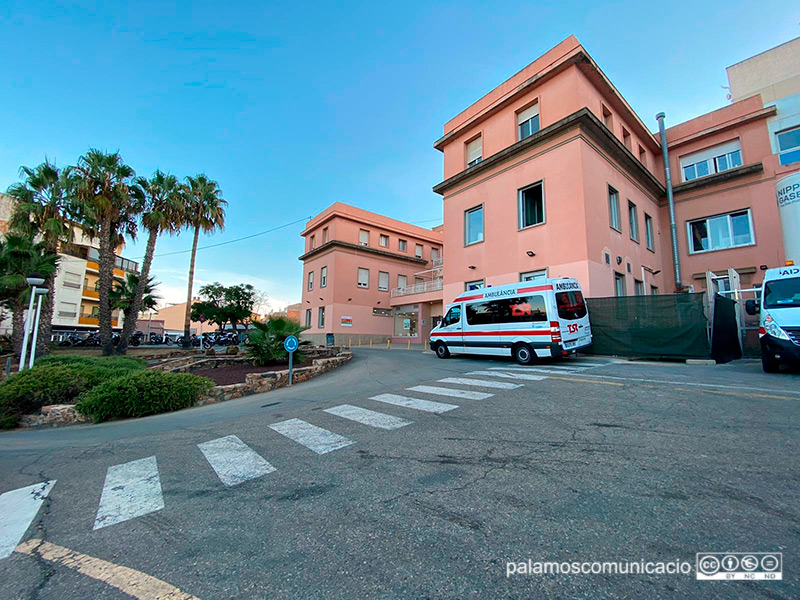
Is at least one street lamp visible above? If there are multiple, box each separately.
[28,287,49,369]
[18,273,45,372]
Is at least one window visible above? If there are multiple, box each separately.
[305,309,312,328]
[520,269,547,282]
[777,126,800,165]
[378,271,389,291]
[628,201,639,242]
[318,307,325,328]
[310,235,316,249]
[359,229,369,246]
[63,271,81,289]
[555,291,587,320]
[431,247,440,262]
[58,301,78,318]
[397,274,408,290]
[465,205,484,245]
[398,239,407,252]
[357,268,369,288]
[466,136,482,167]
[651,285,659,295]
[638,145,647,166]
[307,271,314,291]
[644,213,654,251]
[322,227,329,243]
[415,244,423,258]
[634,279,645,295]
[688,210,754,253]
[517,103,540,140]
[373,307,392,317]
[680,140,743,181]
[379,234,389,248]
[608,186,621,231]
[602,104,612,129]
[622,127,631,150]
[519,181,545,229]
[466,295,548,326]
[320,266,327,287]
[614,273,626,296]
[441,306,461,327]
[763,278,800,309]
[604,252,611,265]
[465,279,484,291]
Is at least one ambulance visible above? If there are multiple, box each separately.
[745,264,800,372]
[429,278,592,364]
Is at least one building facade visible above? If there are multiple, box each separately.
[299,203,443,345]
[432,36,797,303]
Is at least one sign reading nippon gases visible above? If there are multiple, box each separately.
[776,172,800,263]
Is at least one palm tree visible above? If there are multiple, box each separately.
[67,150,140,356]
[0,235,59,359]
[110,273,161,326]
[182,174,226,348]
[116,171,185,353]
[6,160,74,355]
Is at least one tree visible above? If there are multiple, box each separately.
[67,150,140,356]
[182,174,226,348]
[116,171,185,353]
[190,282,256,335]
[6,160,74,356]
[244,317,310,366]
[0,235,59,359]
[109,273,161,328]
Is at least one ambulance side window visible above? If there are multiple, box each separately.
[442,306,461,326]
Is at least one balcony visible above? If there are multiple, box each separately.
[82,284,99,299]
[431,257,443,268]
[78,314,119,327]
[391,278,443,298]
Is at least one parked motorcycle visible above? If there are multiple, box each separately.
[58,333,86,347]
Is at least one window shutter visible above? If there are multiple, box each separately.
[359,230,369,245]
[379,272,389,290]
[517,104,539,124]
[466,138,482,163]
[358,268,369,287]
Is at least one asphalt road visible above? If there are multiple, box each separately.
[1,349,798,599]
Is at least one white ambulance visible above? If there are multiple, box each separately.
[429,278,592,364]
[745,264,800,372]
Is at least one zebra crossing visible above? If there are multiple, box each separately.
[0,358,610,557]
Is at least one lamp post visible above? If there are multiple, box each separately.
[18,273,45,372]
[28,287,49,369]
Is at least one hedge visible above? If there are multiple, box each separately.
[0,357,146,429]
[76,371,214,423]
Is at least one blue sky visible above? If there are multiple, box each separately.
[2,1,798,309]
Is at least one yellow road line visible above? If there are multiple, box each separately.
[15,539,199,600]
[544,375,623,386]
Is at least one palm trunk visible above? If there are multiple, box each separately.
[11,302,25,360]
[97,217,116,357]
[183,226,200,349]
[35,255,58,358]
[117,227,158,354]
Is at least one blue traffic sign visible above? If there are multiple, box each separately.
[284,335,299,353]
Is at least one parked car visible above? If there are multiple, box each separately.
[746,264,800,372]
[429,278,592,364]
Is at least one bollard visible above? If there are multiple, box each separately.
[387,339,391,349]
[349,338,352,348]
[407,339,411,350]
[369,338,373,348]
[358,338,362,347]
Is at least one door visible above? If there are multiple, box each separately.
[555,290,590,348]
[437,305,464,353]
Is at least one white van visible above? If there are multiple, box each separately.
[429,278,592,364]
[745,265,800,372]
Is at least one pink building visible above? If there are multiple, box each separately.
[432,36,798,301]
[299,203,443,345]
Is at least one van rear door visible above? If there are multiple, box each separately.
[554,289,590,348]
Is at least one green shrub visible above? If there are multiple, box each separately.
[205,348,216,356]
[0,357,146,429]
[225,345,239,355]
[76,371,214,423]
[245,317,310,366]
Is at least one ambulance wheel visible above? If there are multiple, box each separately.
[513,343,535,365]
[434,343,450,359]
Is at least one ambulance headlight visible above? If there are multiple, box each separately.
[763,314,789,340]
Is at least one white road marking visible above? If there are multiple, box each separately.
[370,393,458,414]
[467,370,549,381]
[270,419,355,454]
[0,480,56,559]
[324,404,412,430]
[93,457,164,530]
[521,364,590,371]
[438,377,522,389]
[490,368,800,396]
[198,435,276,487]
[406,385,494,400]
[488,366,588,375]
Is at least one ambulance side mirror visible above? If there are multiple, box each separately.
[744,299,759,316]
